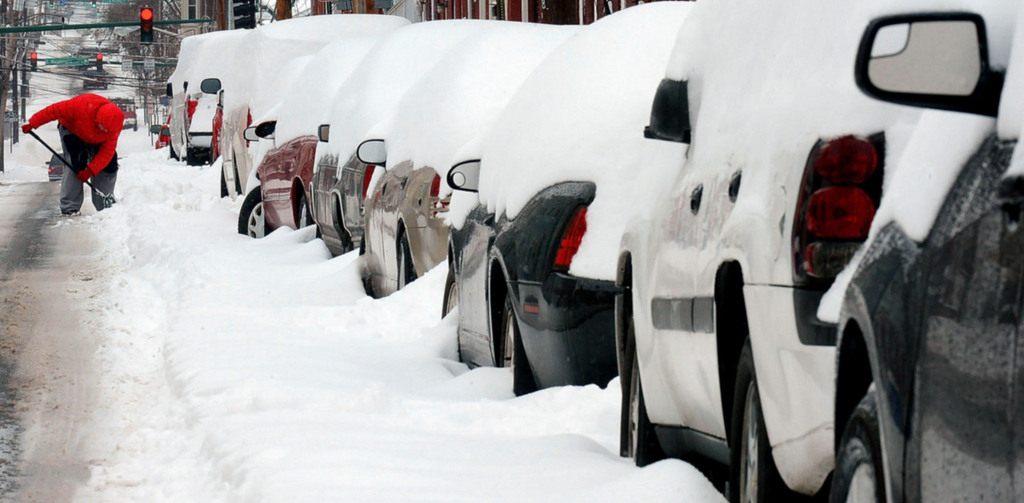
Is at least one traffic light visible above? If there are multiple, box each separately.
[95,53,103,70]
[30,52,37,72]
[231,0,257,29]
[140,7,154,44]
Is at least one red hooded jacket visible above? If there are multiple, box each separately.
[29,94,123,176]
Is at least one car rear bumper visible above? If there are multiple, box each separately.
[514,273,620,389]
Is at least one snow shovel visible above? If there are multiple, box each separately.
[27,130,116,208]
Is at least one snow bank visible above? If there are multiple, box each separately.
[0,129,725,502]
[380,22,578,187]
[472,3,694,280]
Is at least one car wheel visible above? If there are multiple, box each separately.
[396,233,416,290]
[623,333,665,465]
[297,191,314,230]
[442,265,457,318]
[500,294,537,396]
[729,340,787,503]
[831,390,885,503]
[237,189,265,238]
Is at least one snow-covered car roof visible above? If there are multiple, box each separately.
[323,20,496,163]
[377,22,578,182]
[468,3,694,280]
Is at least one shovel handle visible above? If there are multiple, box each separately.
[27,129,110,198]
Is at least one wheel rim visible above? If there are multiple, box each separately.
[740,385,759,503]
[503,310,514,368]
[247,201,265,238]
[846,463,877,503]
[444,280,457,316]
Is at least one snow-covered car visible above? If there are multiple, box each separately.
[308,20,489,256]
[185,79,221,166]
[832,7,1020,502]
[356,21,575,298]
[220,15,409,216]
[613,1,924,500]
[244,121,319,234]
[444,4,689,396]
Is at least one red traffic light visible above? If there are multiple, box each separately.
[140,7,153,20]
[96,53,103,60]
[30,52,37,60]
[140,7,154,44]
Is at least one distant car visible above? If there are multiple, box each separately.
[154,116,172,150]
[833,11,1019,502]
[241,121,318,236]
[46,154,66,181]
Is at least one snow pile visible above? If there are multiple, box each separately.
[322,20,493,169]
[379,22,578,183]
[0,130,724,501]
[472,3,694,280]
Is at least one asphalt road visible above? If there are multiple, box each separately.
[0,180,99,503]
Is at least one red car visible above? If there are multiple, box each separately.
[154,115,172,149]
[248,122,319,233]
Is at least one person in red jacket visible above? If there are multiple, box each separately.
[22,93,124,215]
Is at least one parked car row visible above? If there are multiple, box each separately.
[167,1,1024,501]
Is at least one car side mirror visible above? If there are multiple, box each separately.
[160,126,170,136]
[317,124,330,142]
[447,160,480,193]
[644,78,691,143]
[855,13,1002,116]
[245,120,276,141]
[149,124,162,134]
[200,78,221,94]
[357,139,387,166]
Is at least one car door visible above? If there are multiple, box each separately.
[908,135,1020,502]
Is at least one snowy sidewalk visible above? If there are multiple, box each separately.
[16,139,723,502]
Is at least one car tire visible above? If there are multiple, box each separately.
[831,390,885,503]
[729,340,788,503]
[442,265,457,318]
[622,342,663,469]
[501,295,537,396]
[297,191,314,230]
[396,233,416,290]
[238,189,265,238]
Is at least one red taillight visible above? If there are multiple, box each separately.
[554,207,588,271]
[812,136,877,184]
[430,174,440,197]
[793,135,884,283]
[806,186,875,239]
[362,164,376,200]
[187,99,198,121]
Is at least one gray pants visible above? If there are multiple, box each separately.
[60,168,116,213]
[57,125,117,213]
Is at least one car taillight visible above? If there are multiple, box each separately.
[362,164,376,200]
[429,174,450,218]
[793,135,883,283]
[187,99,197,121]
[554,207,588,272]
[430,174,440,197]
[806,186,875,239]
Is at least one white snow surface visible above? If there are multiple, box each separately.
[0,130,724,501]
[322,20,494,170]
[379,22,578,184]
[472,3,694,280]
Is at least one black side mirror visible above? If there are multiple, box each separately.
[200,78,222,94]
[855,13,1002,116]
[245,120,277,141]
[644,79,691,143]
[357,139,387,166]
[317,124,330,143]
[149,124,162,134]
[447,160,481,193]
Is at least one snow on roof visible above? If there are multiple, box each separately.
[323,20,495,163]
[469,3,694,280]
[380,22,578,181]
